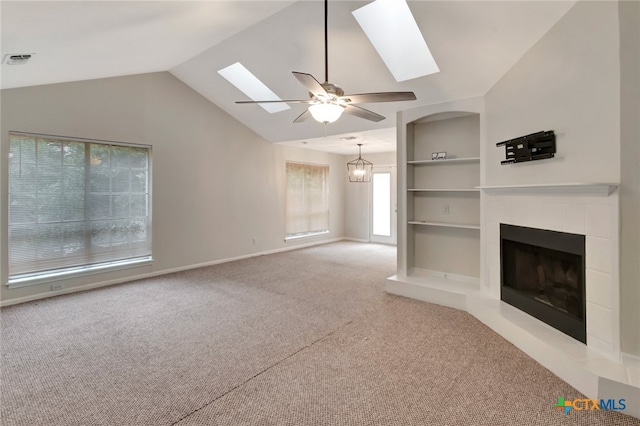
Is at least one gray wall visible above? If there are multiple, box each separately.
[619,0,640,356]
[485,0,639,356]
[484,0,620,186]
[0,72,346,303]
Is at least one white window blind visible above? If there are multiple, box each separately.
[8,133,152,279]
[285,162,329,238]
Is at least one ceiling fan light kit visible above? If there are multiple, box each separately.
[308,102,345,124]
[233,0,416,125]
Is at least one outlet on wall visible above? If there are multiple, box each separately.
[51,284,63,291]
[443,204,450,215]
[252,237,257,245]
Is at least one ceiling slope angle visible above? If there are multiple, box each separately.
[172,0,420,143]
[171,0,576,145]
[1,0,576,147]
[0,1,295,90]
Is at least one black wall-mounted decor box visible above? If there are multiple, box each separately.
[496,130,556,165]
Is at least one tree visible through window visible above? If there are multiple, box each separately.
[285,162,329,239]
[8,133,152,280]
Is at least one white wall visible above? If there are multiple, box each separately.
[484,0,620,186]
[343,151,396,241]
[619,0,640,356]
[0,72,345,303]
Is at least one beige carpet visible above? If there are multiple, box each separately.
[0,242,637,425]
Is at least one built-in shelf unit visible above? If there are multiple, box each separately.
[389,98,484,301]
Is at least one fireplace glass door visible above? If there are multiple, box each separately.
[500,224,586,343]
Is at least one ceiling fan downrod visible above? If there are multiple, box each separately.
[324,0,329,84]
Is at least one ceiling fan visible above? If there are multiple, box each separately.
[235,0,417,124]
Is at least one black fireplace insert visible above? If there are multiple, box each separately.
[500,224,586,343]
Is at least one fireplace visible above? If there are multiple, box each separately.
[500,224,586,343]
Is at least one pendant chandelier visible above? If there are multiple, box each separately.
[347,144,373,182]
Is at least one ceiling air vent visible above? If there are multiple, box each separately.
[4,54,32,65]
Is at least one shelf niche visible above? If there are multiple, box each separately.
[403,110,482,285]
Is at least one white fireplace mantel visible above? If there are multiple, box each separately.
[477,183,619,196]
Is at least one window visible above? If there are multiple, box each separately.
[8,133,151,284]
[285,162,329,239]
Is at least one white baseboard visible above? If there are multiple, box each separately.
[0,237,346,307]
[342,237,370,243]
[622,352,640,369]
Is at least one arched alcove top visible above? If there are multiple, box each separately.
[397,96,484,126]
[411,110,479,124]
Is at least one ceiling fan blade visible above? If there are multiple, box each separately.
[292,72,328,97]
[236,99,312,104]
[343,105,385,122]
[293,109,311,123]
[339,92,417,104]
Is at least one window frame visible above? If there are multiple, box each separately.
[284,161,330,241]
[6,132,153,288]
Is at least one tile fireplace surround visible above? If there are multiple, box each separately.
[480,184,638,417]
[483,184,620,358]
[389,183,639,418]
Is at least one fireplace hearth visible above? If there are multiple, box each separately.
[500,224,586,343]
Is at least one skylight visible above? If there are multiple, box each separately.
[352,0,439,82]
[218,62,290,114]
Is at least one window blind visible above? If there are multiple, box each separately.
[285,162,329,237]
[8,133,152,278]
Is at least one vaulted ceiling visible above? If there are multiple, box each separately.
[1,1,576,154]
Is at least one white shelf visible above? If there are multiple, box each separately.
[408,157,480,165]
[477,183,618,197]
[408,221,480,230]
[408,188,481,192]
